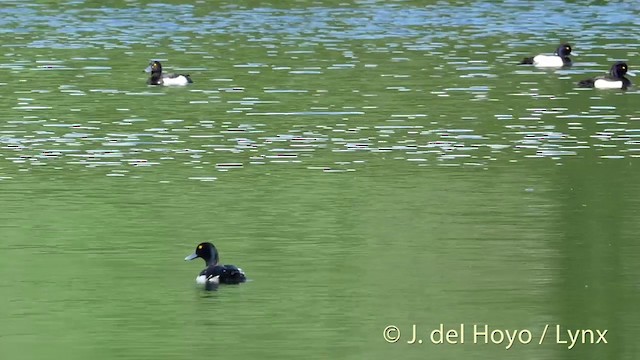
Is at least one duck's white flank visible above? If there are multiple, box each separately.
[162,75,190,86]
[594,79,623,89]
[196,275,220,285]
[532,54,565,68]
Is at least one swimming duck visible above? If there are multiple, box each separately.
[185,242,246,289]
[520,43,573,68]
[577,61,633,90]
[144,61,193,86]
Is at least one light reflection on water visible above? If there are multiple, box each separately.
[3,104,639,181]
[1,3,640,360]
[1,0,639,183]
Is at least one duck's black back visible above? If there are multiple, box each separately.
[200,264,246,284]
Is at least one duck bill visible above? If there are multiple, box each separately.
[184,253,199,261]
[144,65,152,73]
[627,71,636,77]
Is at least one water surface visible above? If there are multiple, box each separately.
[1,1,639,359]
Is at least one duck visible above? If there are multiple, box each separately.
[520,43,573,68]
[184,242,246,289]
[577,61,633,90]
[144,61,193,86]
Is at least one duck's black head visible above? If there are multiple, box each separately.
[555,43,572,57]
[610,62,628,79]
[144,61,162,75]
[185,242,220,266]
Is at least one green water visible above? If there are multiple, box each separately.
[1,1,640,359]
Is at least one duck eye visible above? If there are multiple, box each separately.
[198,245,203,249]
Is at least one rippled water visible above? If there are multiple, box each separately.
[1,0,639,182]
[1,1,639,360]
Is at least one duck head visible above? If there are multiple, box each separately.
[610,62,629,79]
[185,242,220,266]
[555,43,572,57]
[144,60,162,74]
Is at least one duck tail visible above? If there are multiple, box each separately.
[229,270,246,284]
[236,272,247,283]
[222,266,246,284]
[520,57,534,65]
[577,78,595,88]
[186,74,193,83]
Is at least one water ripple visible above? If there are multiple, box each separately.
[1,0,639,181]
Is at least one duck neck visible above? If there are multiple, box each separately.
[205,251,219,267]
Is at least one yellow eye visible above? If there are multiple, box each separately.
[198,245,202,249]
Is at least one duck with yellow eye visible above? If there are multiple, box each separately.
[577,61,634,90]
[144,60,193,86]
[520,43,573,68]
[185,242,246,290]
